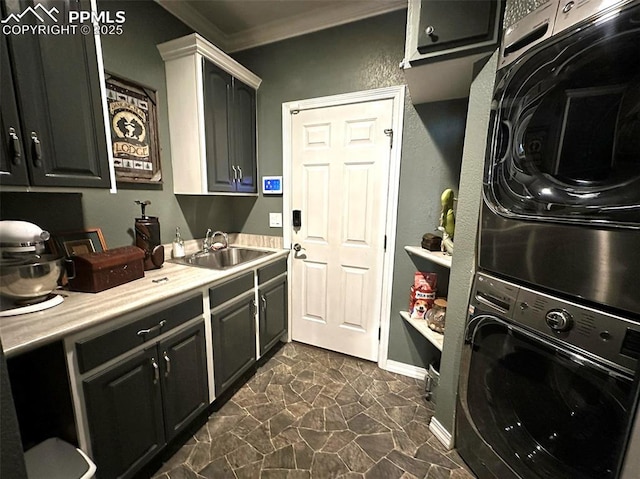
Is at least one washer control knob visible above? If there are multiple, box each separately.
[545,309,573,332]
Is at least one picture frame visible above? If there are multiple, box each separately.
[105,73,162,184]
[51,228,108,257]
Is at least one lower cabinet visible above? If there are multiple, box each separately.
[259,274,288,357]
[83,348,164,479]
[211,291,256,395]
[80,313,208,479]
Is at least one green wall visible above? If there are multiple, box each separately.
[434,52,499,436]
[0,2,470,369]
[232,11,469,367]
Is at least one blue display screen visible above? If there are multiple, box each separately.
[264,178,281,192]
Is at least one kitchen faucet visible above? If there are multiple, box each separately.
[202,228,213,252]
[210,230,228,250]
[202,229,228,252]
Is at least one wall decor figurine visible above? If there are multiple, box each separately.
[438,188,455,255]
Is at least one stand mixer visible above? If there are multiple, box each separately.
[0,220,65,315]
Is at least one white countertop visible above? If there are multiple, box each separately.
[0,244,289,358]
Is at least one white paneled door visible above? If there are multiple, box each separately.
[290,99,394,361]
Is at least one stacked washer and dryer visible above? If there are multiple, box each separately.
[457,0,640,478]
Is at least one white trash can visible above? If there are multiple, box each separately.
[24,438,96,479]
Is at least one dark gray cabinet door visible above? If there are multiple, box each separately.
[259,276,288,356]
[203,59,257,193]
[159,323,208,442]
[0,31,28,186]
[417,0,499,55]
[211,297,256,394]
[203,60,234,193]
[233,79,257,193]
[83,348,164,479]
[3,0,110,188]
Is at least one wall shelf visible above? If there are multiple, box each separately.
[404,246,452,269]
[400,311,444,351]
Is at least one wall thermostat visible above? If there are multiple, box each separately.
[262,176,283,195]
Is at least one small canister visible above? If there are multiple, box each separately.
[426,298,447,333]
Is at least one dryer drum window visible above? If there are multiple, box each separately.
[485,3,640,227]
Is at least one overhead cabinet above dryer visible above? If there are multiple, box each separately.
[158,34,261,195]
[401,0,503,104]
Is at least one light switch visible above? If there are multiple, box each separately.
[269,212,283,228]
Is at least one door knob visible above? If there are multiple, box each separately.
[293,243,303,252]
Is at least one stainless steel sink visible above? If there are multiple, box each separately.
[173,247,271,270]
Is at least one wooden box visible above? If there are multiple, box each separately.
[68,246,145,293]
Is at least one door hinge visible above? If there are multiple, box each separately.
[378,327,382,340]
[384,128,393,148]
[384,235,387,251]
[291,109,300,115]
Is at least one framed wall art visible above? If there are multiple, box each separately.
[51,228,108,257]
[105,73,162,184]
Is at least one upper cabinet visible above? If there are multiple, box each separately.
[0,0,112,189]
[401,0,503,104]
[158,34,261,195]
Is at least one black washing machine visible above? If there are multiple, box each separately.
[457,273,640,479]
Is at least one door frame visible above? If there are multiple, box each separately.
[282,85,405,368]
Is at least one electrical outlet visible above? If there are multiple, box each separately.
[269,213,283,228]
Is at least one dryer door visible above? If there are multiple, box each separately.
[485,1,640,228]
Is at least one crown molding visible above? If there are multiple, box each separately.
[225,0,406,52]
[156,0,230,50]
[157,33,262,89]
[156,0,406,53]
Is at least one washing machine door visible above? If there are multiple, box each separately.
[485,1,640,228]
[461,315,634,479]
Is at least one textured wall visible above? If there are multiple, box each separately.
[233,10,468,367]
[504,0,550,26]
[433,52,499,436]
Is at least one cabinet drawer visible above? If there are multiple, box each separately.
[209,272,254,309]
[76,295,203,373]
[258,259,287,285]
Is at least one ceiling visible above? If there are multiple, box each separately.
[156,0,407,53]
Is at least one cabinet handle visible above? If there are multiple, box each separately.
[8,128,21,166]
[30,132,42,168]
[261,295,267,311]
[250,299,256,316]
[231,165,238,182]
[137,319,167,338]
[163,351,171,377]
[237,166,243,182]
[151,357,159,384]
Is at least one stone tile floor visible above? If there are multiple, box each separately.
[152,342,475,479]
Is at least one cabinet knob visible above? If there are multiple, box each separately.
[425,25,435,36]
[8,128,21,166]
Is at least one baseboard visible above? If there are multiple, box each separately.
[383,359,427,380]
[429,417,454,450]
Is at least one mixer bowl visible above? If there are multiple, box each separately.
[0,255,64,302]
